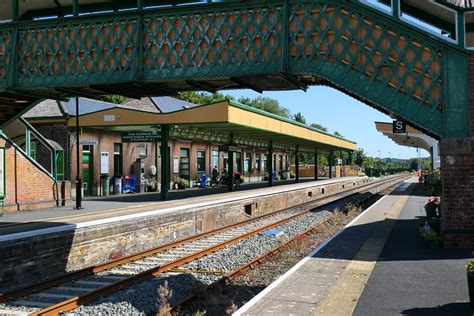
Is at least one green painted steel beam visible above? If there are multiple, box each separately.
[160,124,170,200]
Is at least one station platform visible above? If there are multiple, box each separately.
[235,178,473,316]
[0,177,339,238]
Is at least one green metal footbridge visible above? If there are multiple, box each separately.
[0,0,471,139]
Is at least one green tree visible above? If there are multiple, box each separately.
[293,112,306,124]
[352,148,366,167]
[310,123,328,132]
[237,96,291,118]
[333,131,344,138]
[101,95,129,104]
[177,91,234,105]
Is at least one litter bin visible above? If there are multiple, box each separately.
[101,174,110,196]
[201,174,207,188]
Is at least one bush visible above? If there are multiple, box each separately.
[467,261,474,273]
[290,171,296,179]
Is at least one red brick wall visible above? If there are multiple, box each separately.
[440,54,474,249]
[0,137,57,212]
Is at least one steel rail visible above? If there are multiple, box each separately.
[161,178,406,316]
[1,175,408,315]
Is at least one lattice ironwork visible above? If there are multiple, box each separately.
[143,4,283,79]
[0,0,469,137]
[16,17,138,87]
[0,28,13,88]
[288,1,444,134]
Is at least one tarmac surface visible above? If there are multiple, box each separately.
[235,179,474,316]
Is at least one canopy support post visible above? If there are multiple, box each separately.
[295,145,300,183]
[329,151,333,179]
[268,141,273,187]
[314,148,318,180]
[160,124,170,200]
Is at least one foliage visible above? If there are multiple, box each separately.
[101,95,129,104]
[352,148,366,167]
[310,123,328,131]
[237,96,292,118]
[293,112,306,124]
[333,131,344,138]
[173,177,190,189]
[177,91,234,105]
[467,261,474,273]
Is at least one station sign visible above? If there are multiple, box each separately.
[218,145,240,152]
[122,131,161,143]
[392,120,406,134]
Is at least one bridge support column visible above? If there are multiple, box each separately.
[440,138,474,249]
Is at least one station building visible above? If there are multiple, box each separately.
[21,97,294,198]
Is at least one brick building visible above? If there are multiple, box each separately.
[25,97,290,197]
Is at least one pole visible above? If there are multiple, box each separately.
[74,97,82,210]
[295,146,299,183]
[328,151,333,179]
[11,0,18,22]
[228,150,234,191]
[267,141,273,187]
[160,124,170,200]
[314,148,318,180]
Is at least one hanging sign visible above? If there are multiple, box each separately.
[101,152,109,174]
[122,131,161,143]
[393,120,406,134]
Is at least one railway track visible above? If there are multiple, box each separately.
[0,175,409,316]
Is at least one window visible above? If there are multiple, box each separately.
[114,143,123,176]
[245,152,251,173]
[223,152,229,172]
[29,141,37,160]
[236,152,242,173]
[211,150,219,170]
[263,154,267,171]
[197,150,206,176]
[180,148,190,179]
[255,153,261,172]
[279,155,283,172]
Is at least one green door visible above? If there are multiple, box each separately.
[82,150,92,196]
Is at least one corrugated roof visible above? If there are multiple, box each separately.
[121,98,160,113]
[150,97,197,113]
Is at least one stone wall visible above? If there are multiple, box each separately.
[0,177,373,291]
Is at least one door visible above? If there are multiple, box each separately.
[82,147,93,196]
[179,148,190,180]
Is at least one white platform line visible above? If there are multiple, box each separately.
[233,178,411,315]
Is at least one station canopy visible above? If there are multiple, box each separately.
[67,98,357,153]
[375,122,432,152]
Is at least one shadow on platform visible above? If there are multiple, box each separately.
[401,303,472,316]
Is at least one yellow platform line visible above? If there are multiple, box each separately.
[313,186,412,316]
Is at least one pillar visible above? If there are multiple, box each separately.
[314,148,318,180]
[391,0,400,20]
[268,141,273,187]
[11,0,18,22]
[160,124,170,200]
[295,146,300,183]
[72,0,79,16]
[328,151,333,179]
[228,150,234,191]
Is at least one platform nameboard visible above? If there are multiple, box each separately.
[122,131,161,143]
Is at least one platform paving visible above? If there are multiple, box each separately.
[235,179,473,316]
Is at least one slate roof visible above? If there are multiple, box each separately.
[150,97,197,113]
[24,96,198,119]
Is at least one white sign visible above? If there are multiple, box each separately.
[104,115,116,122]
[173,156,179,174]
[101,152,109,174]
[0,148,4,199]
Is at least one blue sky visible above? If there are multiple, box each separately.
[224,87,428,159]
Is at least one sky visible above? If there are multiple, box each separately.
[223,87,428,159]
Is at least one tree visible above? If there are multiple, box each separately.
[101,95,129,104]
[177,91,234,105]
[310,123,328,131]
[237,96,291,118]
[333,131,344,138]
[293,112,306,124]
[352,148,366,167]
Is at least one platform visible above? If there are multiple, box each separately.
[0,177,344,239]
[1,176,373,292]
[235,178,473,316]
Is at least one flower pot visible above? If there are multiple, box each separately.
[468,271,474,308]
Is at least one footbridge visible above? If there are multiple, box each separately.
[1,0,474,247]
